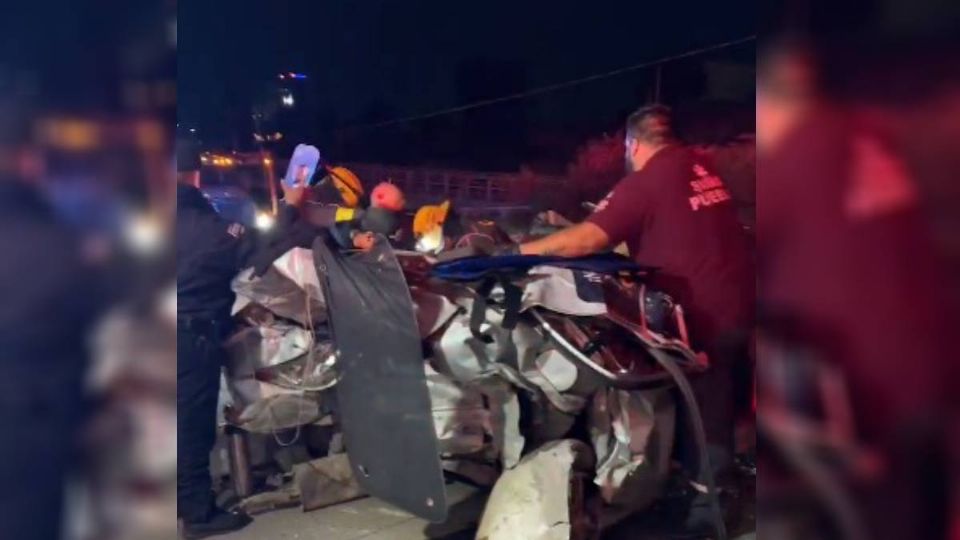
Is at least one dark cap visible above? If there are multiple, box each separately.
[176,138,202,172]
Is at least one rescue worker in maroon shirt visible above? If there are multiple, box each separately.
[757,39,956,540]
[520,104,754,534]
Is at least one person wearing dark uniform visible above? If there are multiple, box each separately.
[0,167,105,540]
[520,105,754,534]
[176,142,304,538]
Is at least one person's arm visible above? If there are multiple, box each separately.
[519,221,610,256]
[273,200,301,230]
[301,204,360,229]
[234,181,310,270]
[521,175,647,257]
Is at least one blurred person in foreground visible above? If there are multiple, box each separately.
[82,285,178,540]
[0,146,106,539]
[756,38,956,540]
[519,105,755,535]
[176,142,306,538]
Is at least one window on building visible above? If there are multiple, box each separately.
[428,174,446,195]
[490,180,507,202]
[469,178,488,200]
[447,176,463,200]
[407,172,427,194]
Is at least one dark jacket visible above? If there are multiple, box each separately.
[0,179,104,540]
[0,180,101,384]
[176,183,296,321]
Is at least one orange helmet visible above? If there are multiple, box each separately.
[326,166,364,208]
[412,200,451,254]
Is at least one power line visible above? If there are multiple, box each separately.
[336,35,756,133]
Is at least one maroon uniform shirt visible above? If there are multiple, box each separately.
[758,104,958,540]
[587,145,754,347]
[758,106,952,441]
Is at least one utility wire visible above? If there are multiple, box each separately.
[336,35,755,132]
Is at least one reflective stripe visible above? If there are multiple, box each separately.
[334,207,356,222]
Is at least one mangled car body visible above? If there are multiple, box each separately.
[221,232,722,539]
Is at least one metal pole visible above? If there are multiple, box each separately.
[227,425,254,498]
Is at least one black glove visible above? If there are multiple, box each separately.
[360,207,399,235]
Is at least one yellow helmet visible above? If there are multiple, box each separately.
[413,200,450,237]
[327,166,364,208]
[413,200,451,254]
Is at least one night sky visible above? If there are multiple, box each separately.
[179,0,755,168]
[1,1,173,117]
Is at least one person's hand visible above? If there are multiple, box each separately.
[352,231,375,251]
[281,180,307,208]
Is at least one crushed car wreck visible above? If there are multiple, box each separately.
[215,200,727,540]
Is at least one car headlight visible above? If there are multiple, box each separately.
[254,211,275,231]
